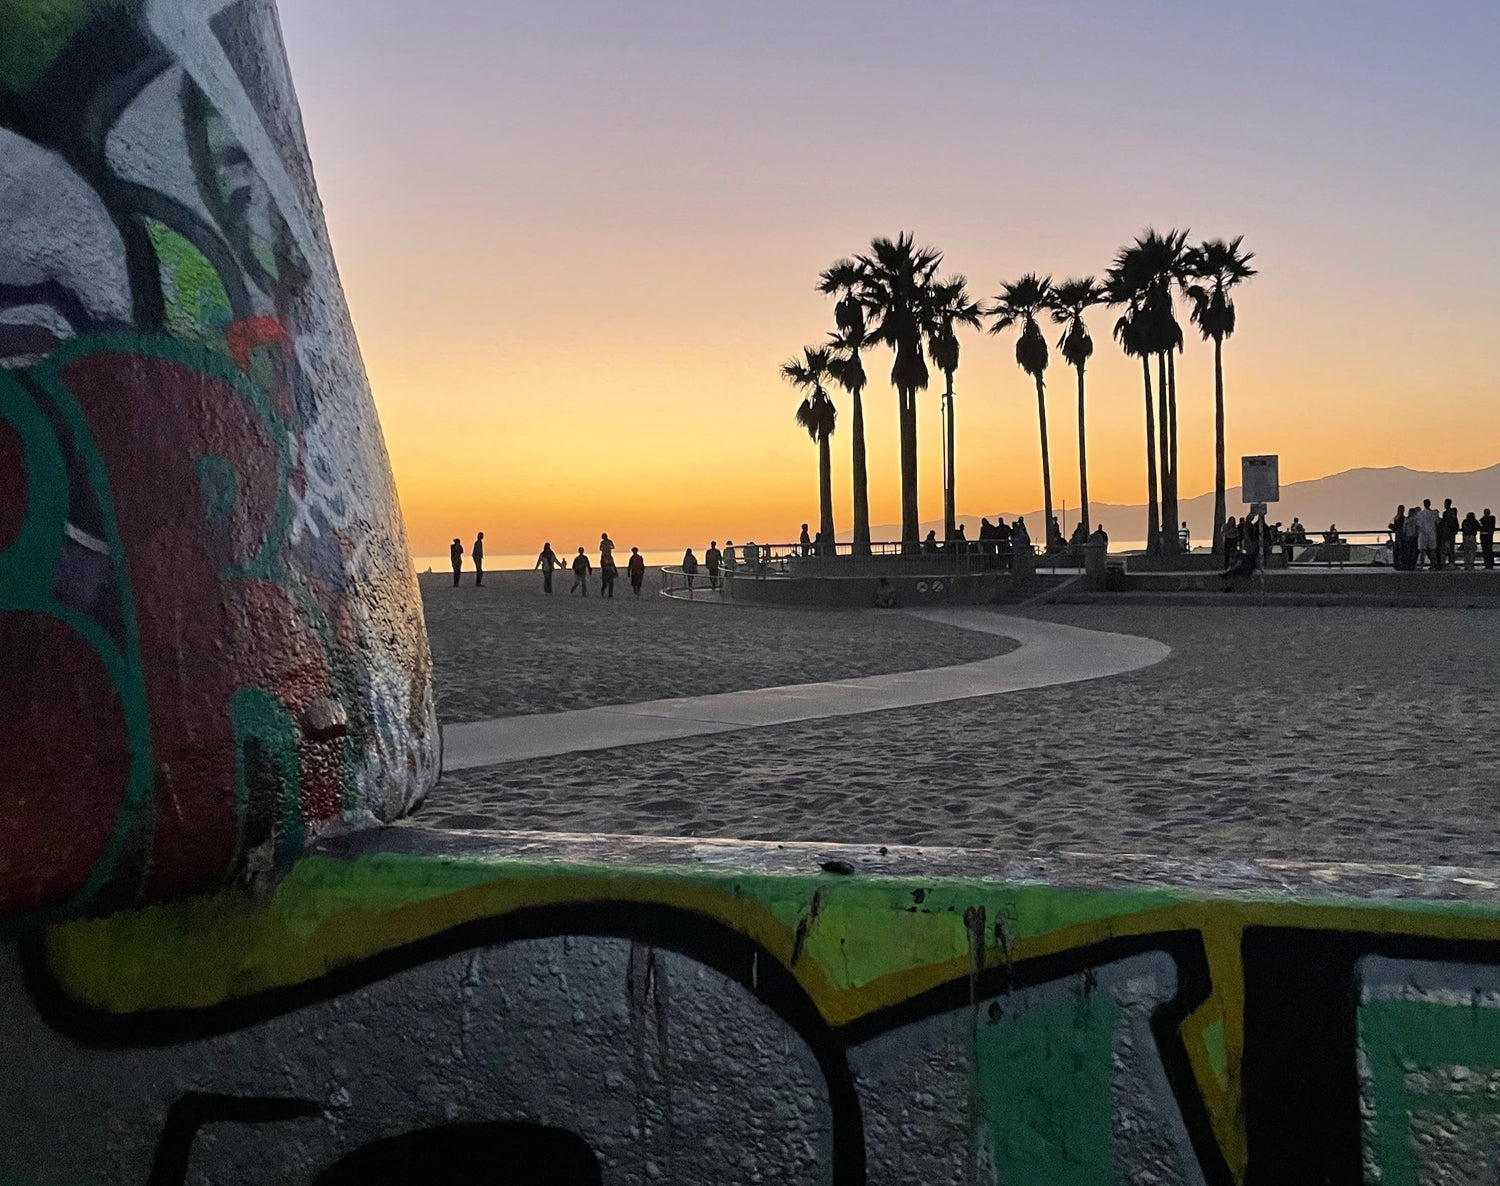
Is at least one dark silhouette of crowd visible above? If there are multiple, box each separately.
[1389,499,1494,570]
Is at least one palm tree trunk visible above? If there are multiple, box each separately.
[1157,352,1174,552]
[1142,356,1160,552]
[1168,349,1179,525]
[1035,374,1053,551]
[899,388,919,552]
[851,384,871,556]
[942,372,956,541]
[1212,336,1226,555]
[1075,363,1090,536]
[818,430,835,555]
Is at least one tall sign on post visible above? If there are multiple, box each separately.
[1242,455,1279,518]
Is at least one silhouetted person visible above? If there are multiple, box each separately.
[570,546,591,595]
[1389,506,1407,570]
[599,537,617,597]
[743,540,760,577]
[471,532,484,586]
[1223,516,1240,567]
[1049,515,1063,552]
[1179,521,1191,550]
[1013,517,1030,549]
[1070,520,1088,548]
[627,547,646,595]
[1461,511,1480,570]
[952,523,969,553]
[1402,505,1421,570]
[923,529,938,554]
[723,540,737,573]
[1482,509,1496,569]
[682,547,699,595]
[705,541,723,589]
[1440,499,1460,568]
[450,537,463,586]
[994,517,1013,568]
[800,523,812,557]
[1414,500,1440,569]
[979,518,996,555]
[1089,523,1108,548]
[535,541,563,592]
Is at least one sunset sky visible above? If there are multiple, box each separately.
[277,1,1500,558]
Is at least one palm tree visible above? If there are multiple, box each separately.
[855,233,943,550]
[1109,230,1189,552]
[1187,236,1257,555]
[989,273,1057,551]
[782,346,838,554]
[925,275,984,541]
[1048,277,1107,537]
[1106,276,1160,553]
[820,259,872,555]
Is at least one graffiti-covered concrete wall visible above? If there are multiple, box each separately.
[8,831,1500,1184]
[0,0,439,918]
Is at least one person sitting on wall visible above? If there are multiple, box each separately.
[923,530,939,554]
[1070,520,1088,548]
[873,577,898,608]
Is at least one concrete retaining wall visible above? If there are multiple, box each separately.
[9,829,1500,1183]
[723,570,1008,608]
[0,0,439,918]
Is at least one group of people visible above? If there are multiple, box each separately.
[534,535,648,597]
[1389,500,1496,570]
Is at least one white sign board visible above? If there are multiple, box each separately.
[1242,455,1280,504]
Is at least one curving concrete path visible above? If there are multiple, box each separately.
[440,609,1170,772]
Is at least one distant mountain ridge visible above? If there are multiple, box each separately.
[846,463,1500,543]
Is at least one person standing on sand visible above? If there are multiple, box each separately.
[705,541,723,590]
[535,542,563,593]
[471,532,484,586]
[1461,510,1480,570]
[570,546,592,595]
[627,547,646,595]
[600,532,615,567]
[1481,509,1496,570]
[681,547,699,594]
[599,547,618,597]
[450,537,463,586]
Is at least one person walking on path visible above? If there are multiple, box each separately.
[627,547,646,595]
[535,542,564,593]
[1482,509,1496,570]
[570,546,592,595]
[1440,499,1460,569]
[705,541,723,590]
[471,532,485,586]
[450,537,463,586]
[1461,511,1480,570]
[681,547,699,595]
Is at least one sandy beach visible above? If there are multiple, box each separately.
[419,571,1016,721]
[414,595,1500,866]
